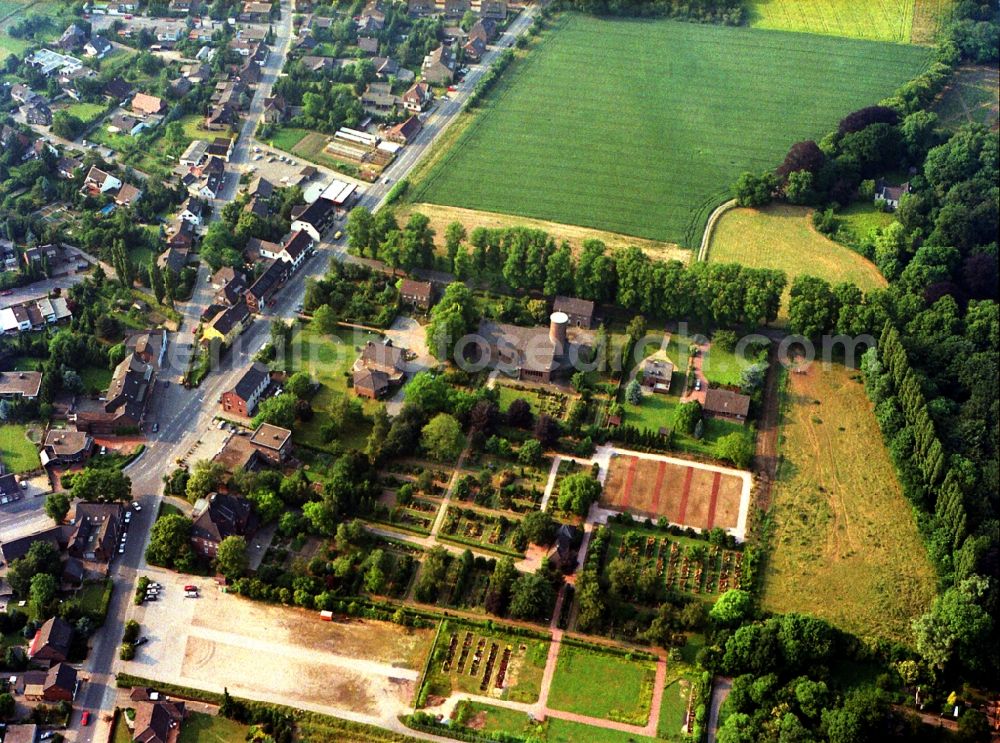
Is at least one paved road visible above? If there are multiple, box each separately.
[71,4,540,740]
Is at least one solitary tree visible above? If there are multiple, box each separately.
[215,536,249,581]
[421,413,465,462]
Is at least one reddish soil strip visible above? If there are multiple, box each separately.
[705,472,722,529]
[650,461,666,514]
[621,456,638,508]
[676,467,694,524]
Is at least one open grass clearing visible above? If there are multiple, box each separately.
[397,203,690,265]
[415,14,931,246]
[177,712,248,743]
[833,200,897,249]
[0,423,41,473]
[547,643,656,725]
[931,64,999,132]
[80,364,113,393]
[707,204,887,317]
[64,101,107,124]
[761,362,937,643]
[748,0,916,42]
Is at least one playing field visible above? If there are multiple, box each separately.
[749,0,915,42]
[414,14,931,246]
[707,204,887,316]
[761,363,937,643]
[601,452,751,538]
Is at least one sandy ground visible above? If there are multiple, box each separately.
[123,571,434,720]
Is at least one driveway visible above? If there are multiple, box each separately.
[384,315,434,414]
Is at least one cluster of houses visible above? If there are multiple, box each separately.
[0,294,73,335]
[81,164,143,209]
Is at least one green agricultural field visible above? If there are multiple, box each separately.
[415,14,931,246]
[547,643,657,725]
[707,204,887,316]
[0,423,41,473]
[748,0,915,42]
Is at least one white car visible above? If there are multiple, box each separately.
[132,501,142,511]
[124,512,132,523]
[185,591,199,598]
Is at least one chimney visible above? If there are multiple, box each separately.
[549,311,569,349]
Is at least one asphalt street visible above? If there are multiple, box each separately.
[69,4,538,740]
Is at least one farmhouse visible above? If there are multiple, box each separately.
[386,115,422,145]
[352,340,407,399]
[191,493,258,558]
[552,295,595,328]
[478,312,591,384]
[703,387,751,424]
[875,179,910,210]
[0,371,42,399]
[249,422,293,464]
[220,362,272,417]
[399,278,433,309]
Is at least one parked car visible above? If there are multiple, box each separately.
[132,501,142,510]
[81,711,91,726]
[151,422,159,433]
[184,584,198,592]
[184,591,199,598]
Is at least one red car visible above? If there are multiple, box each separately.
[81,711,91,726]
[184,585,198,592]
[447,85,457,92]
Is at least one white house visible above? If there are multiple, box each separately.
[178,197,205,225]
[84,166,123,194]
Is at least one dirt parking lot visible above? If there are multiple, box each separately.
[123,571,434,720]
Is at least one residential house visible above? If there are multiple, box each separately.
[875,179,910,210]
[239,58,262,85]
[27,49,82,77]
[84,35,113,58]
[3,725,38,743]
[290,197,336,242]
[213,433,261,474]
[358,36,379,54]
[552,296,595,328]
[199,171,224,200]
[422,45,456,85]
[0,474,23,504]
[58,24,87,50]
[133,699,186,743]
[115,183,143,207]
[104,76,134,102]
[125,329,165,366]
[131,92,166,116]
[83,166,123,194]
[703,388,751,424]
[220,362,271,417]
[169,76,193,97]
[108,113,141,135]
[408,0,435,14]
[477,312,592,384]
[299,55,338,73]
[247,176,274,200]
[244,237,281,263]
[178,196,205,225]
[205,103,238,130]
[480,0,507,19]
[56,156,81,179]
[179,139,209,168]
[0,371,42,399]
[191,492,258,558]
[352,340,406,399]
[262,95,286,124]
[401,81,433,112]
[361,81,397,116]
[202,301,251,346]
[0,526,65,564]
[241,0,273,22]
[75,351,154,434]
[168,0,199,14]
[244,259,288,313]
[27,617,73,666]
[23,663,77,702]
[641,358,673,393]
[24,101,52,126]
[166,222,196,252]
[387,114,422,145]
[249,423,292,464]
[445,0,471,16]
[67,502,124,562]
[10,84,38,104]
[463,36,486,61]
[206,137,235,162]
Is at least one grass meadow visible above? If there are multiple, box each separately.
[761,363,937,643]
[931,65,1000,132]
[707,204,887,317]
[177,713,248,743]
[414,14,931,246]
[547,644,657,725]
[748,0,915,42]
[0,423,41,473]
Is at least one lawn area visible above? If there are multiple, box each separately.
[547,643,657,725]
[177,114,227,144]
[761,362,937,643]
[748,0,915,42]
[658,636,703,740]
[496,383,570,420]
[0,423,41,473]
[80,365,113,393]
[0,0,65,57]
[702,342,758,387]
[177,712,248,743]
[832,201,897,249]
[931,64,999,132]
[414,14,931,246]
[284,323,379,451]
[65,101,107,124]
[268,126,310,152]
[76,579,111,616]
[707,203,887,317]
[452,702,660,742]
